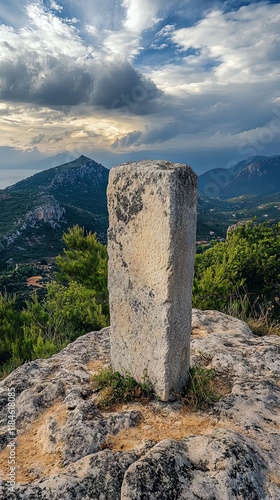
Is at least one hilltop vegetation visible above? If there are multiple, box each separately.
[1,155,280,376]
[193,221,280,334]
[0,226,109,378]
[1,220,279,379]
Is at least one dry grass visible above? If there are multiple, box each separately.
[247,317,280,337]
[226,292,280,337]
[106,403,219,452]
[0,403,67,485]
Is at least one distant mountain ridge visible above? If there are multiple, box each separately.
[0,155,109,269]
[1,153,280,270]
[198,155,280,198]
[6,152,76,173]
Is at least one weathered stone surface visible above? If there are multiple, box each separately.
[191,309,280,478]
[0,328,141,476]
[121,431,268,500]
[0,311,279,499]
[0,329,111,437]
[107,160,197,400]
[0,451,138,500]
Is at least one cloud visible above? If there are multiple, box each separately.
[0,56,92,106]
[113,120,185,148]
[85,24,97,36]
[0,54,161,111]
[103,0,161,59]
[113,130,142,148]
[91,59,161,112]
[0,0,279,172]
[171,2,280,85]
[0,2,161,112]
[29,133,45,146]
[50,1,63,12]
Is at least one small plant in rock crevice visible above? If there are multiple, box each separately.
[180,366,221,411]
[93,368,155,410]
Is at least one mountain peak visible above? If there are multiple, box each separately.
[0,155,109,265]
[77,154,91,161]
[199,155,280,198]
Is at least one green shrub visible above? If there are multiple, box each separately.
[55,225,109,316]
[44,280,108,340]
[93,368,155,409]
[193,221,280,323]
[0,358,22,381]
[0,225,110,377]
[0,294,23,365]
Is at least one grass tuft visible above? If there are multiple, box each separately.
[180,366,221,411]
[93,368,155,410]
[226,291,280,336]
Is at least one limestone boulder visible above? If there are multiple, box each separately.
[0,311,279,499]
[122,430,268,500]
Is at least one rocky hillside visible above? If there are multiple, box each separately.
[0,310,279,499]
[0,156,109,270]
[222,156,280,198]
[198,155,280,199]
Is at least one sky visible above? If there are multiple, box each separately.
[0,0,280,187]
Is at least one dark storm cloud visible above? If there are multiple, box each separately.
[0,55,92,106]
[113,121,183,148]
[113,79,280,151]
[0,54,161,113]
[91,60,161,113]
[34,62,93,107]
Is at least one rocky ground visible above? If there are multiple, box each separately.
[0,310,279,499]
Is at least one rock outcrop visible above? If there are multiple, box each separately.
[0,311,279,499]
[3,197,66,248]
[22,201,66,229]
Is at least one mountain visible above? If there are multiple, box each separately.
[0,155,109,270]
[198,155,280,198]
[1,154,280,271]
[221,156,280,198]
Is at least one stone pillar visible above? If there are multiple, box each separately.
[107,160,197,401]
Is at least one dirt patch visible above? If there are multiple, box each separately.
[0,403,68,485]
[191,327,208,338]
[86,359,107,375]
[26,276,43,288]
[268,473,280,486]
[106,403,220,452]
